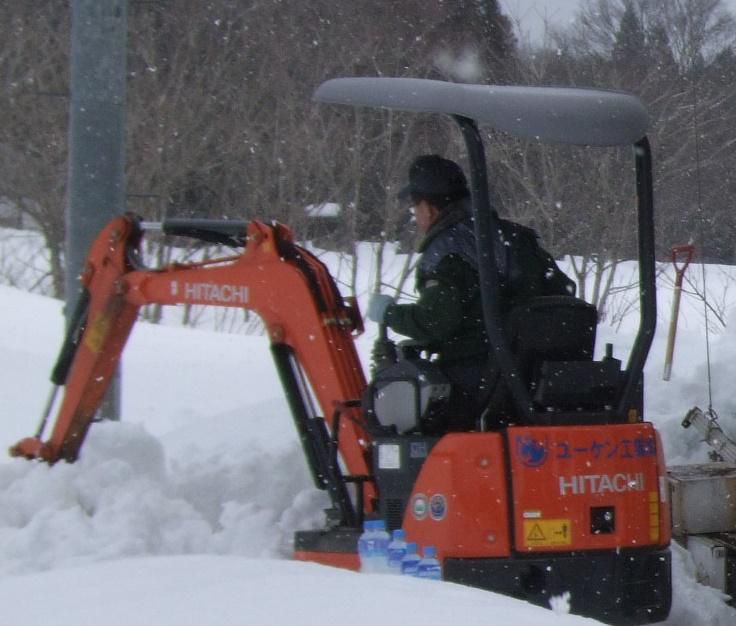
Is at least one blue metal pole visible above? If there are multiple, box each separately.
[66,0,127,419]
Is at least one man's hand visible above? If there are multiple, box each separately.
[371,336,397,374]
[366,293,395,323]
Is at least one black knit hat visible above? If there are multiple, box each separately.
[398,154,469,202]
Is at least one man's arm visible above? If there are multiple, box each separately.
[384,255,475,345]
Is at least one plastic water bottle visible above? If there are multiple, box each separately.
[400,541,421,576]
[416,545,442,580]
[387,529,408,573]
[358,520,377,573]
[373,519,391,573]
[358,520,391,574]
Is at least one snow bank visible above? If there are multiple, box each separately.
[0,421,327,576]
[0,556,601,626]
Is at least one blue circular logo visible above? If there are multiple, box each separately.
[516,435,548,467]
[430,494,447,521]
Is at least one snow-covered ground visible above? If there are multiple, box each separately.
[1,247,736,624]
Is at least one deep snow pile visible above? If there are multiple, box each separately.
[0,422,329,575]
[1,254,736,624]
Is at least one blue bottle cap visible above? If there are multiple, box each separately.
[424,545,437,558]
[392,529,406,540]
[405,542,418,554]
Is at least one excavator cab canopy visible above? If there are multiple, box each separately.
[314,77,656,425]
[313,77,649,146]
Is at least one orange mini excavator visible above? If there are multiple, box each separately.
[11,78,671,625]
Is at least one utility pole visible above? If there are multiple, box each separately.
[66,0,127,420]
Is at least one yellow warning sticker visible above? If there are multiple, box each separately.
[84,314,111,354]
[523,519,572,547]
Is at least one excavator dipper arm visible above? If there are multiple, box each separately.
[10,215,372,503]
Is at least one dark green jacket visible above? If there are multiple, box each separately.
[384,203,487,363]
[383,201,575,363]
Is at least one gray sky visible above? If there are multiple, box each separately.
[499,0,586,41]
[501,0,736,42]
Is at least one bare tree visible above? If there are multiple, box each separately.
[12,0,736,335]
[0,2,69,297]
[497,0,736,320]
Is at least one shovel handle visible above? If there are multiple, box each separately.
[662,244,695,381]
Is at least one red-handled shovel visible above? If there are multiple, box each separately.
[663,244,695,381]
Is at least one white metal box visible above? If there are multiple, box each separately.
[686,535,731,593]
[668,463,736,536]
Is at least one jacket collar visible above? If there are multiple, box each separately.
[418,199,472,253]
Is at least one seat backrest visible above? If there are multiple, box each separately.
[508,295,598,385]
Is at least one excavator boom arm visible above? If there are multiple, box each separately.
[10,215,372,495]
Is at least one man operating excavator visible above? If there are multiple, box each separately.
[366,154,574,433]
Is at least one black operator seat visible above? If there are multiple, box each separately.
[507,295,623,413]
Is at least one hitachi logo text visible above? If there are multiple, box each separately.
[559,473,645,496]
[183,282,249,304]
